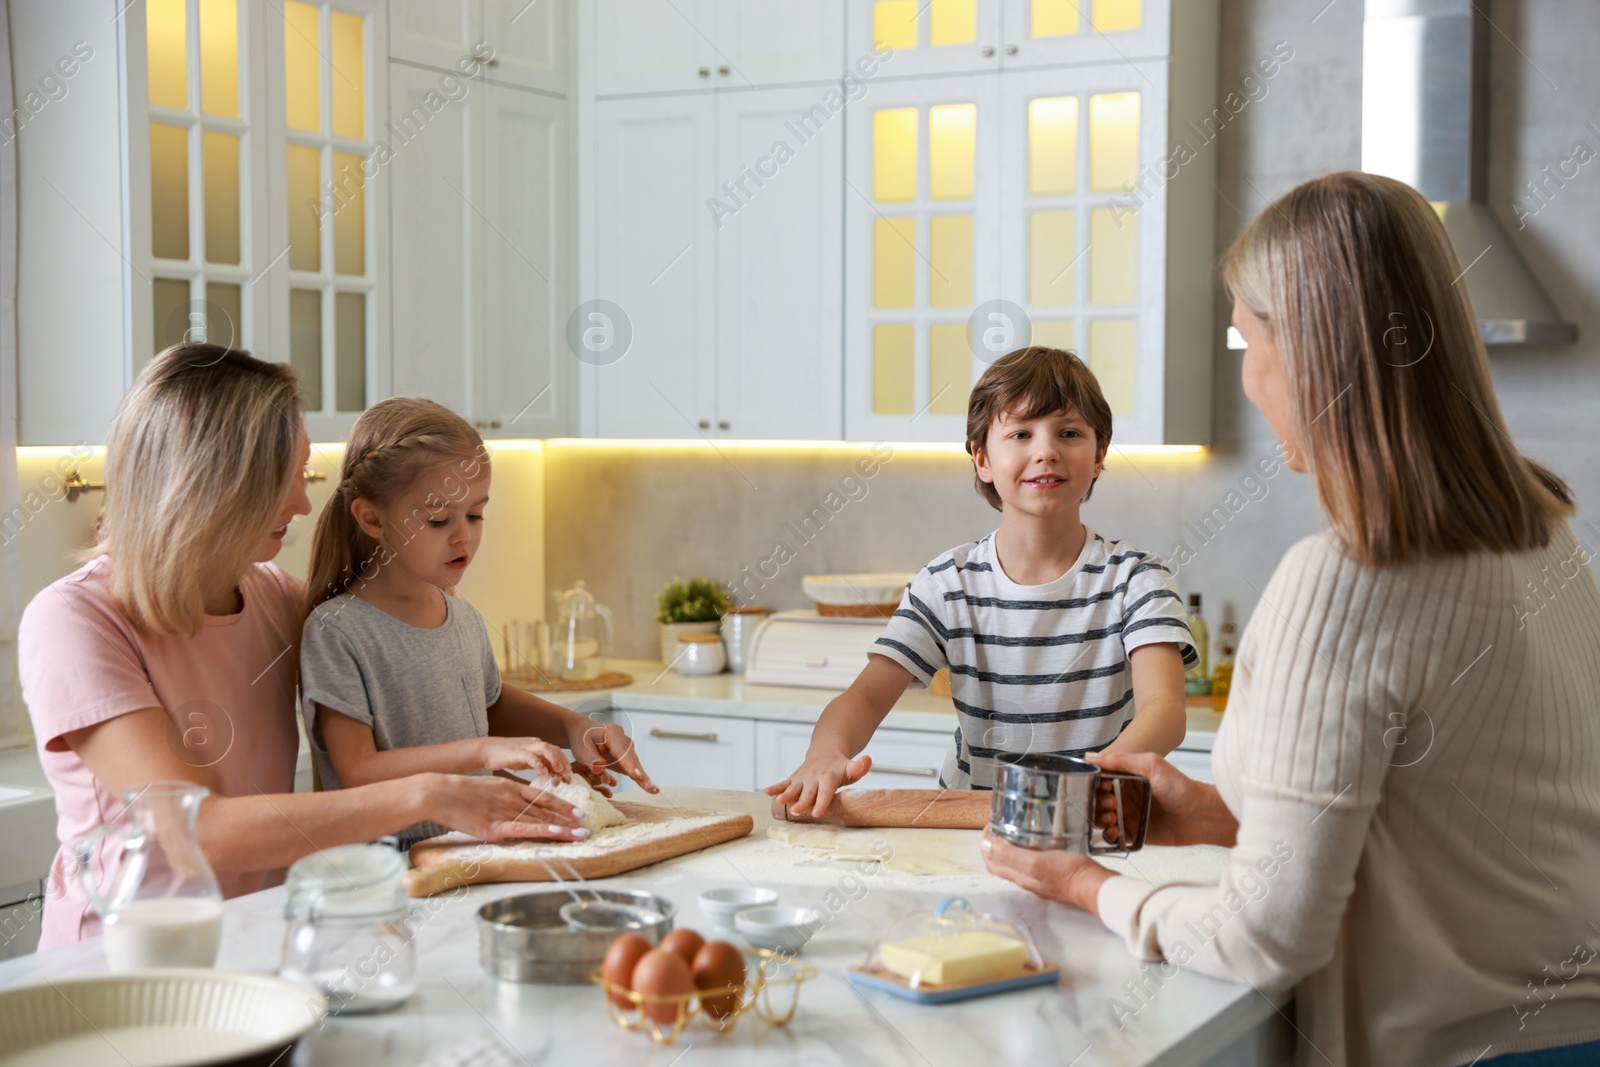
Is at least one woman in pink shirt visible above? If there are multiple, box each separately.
[18,344,649,949]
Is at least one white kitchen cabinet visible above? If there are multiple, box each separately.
[594,87,841,439]
[593,95,718,438]
[713,86,844,439]
[594,0,844,96]
[843,74,1002,443]
[16,0,388,445]
[843,0,1218,445]
[846,0,1165,79]
[755,721,953,792]
[845,0,1003,79]
[386,63,570,437]
[389,0,568,94]
[607,709,758,791]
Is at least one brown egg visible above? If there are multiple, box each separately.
[631,948,694,1024]
[657,928,705,966]
[691,940,747,1019]
[600,933,652,1009]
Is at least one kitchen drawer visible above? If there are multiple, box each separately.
[755,722,952,792]
[604,710,756,792]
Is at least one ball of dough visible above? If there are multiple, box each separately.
[532,774,628,834]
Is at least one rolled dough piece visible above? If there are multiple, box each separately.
[530,774,627,834]
[765,825,975,877]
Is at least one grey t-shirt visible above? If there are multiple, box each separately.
[300,592,503,841]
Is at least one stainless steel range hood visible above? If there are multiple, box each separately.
[1362,0,1576,345]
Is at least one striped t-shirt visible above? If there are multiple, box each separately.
[871,528,1196,789]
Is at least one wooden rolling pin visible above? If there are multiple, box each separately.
[770,789,991,829]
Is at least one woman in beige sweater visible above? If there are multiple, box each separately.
[982,172,1600,1066]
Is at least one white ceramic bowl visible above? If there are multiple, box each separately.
[699,886,779,933]
[0,969,327,1067]
[735,905,822,954]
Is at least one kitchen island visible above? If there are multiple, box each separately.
[0,788,1290,1067]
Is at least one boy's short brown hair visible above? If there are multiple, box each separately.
[964,346,1113,511]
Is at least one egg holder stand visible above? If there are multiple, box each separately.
[589,948,817,1046]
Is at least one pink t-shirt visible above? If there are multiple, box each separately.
[17,557,303,950]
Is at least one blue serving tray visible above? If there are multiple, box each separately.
[847,962,1060,1004]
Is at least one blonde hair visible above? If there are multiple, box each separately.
[1221,172,1572,567]
[306,398,488,610]
[92,343,304,636]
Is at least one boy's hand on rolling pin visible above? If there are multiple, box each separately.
[570,720,659,797]
[765,750,874,818]
[479,737,572,780]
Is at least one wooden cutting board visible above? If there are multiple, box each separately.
[404,801,753,897]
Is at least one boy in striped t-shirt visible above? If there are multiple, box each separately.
[768,347,1194,813]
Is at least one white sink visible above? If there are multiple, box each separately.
[0,786,32,803]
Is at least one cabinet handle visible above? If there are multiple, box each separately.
[718,65,730,75]
[698,419,711,430]
[1005,44,1018,55]
[718,420,730,431]
[474,420,486,429]
[489,420,502,430]
[698,67,711,77]
[649,728,719,743]
[469,55,499,67]
[981,45,995,57]
[870,764,939,778]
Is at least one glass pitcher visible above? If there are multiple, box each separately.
[77,781,224,970]
[550,579,613,681]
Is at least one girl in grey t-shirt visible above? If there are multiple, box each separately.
[299,399,655,845]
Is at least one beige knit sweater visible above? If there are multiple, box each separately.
[1097,525,1600,1067]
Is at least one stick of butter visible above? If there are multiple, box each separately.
[879,931,1030,986]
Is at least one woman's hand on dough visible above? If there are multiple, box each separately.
[979,829,1111,914]
[479,736,573,779]
[765,750,873,818]
[570,720,659,796]
[425,772,591,841]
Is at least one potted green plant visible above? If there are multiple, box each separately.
[655,577,730,665]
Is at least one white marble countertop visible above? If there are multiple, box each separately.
[0,788,1285,1067]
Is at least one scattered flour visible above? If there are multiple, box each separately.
[413,809,739,863]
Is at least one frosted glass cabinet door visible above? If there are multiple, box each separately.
[999,0,1170,68]
[594,95,718,437]
[594,0,716,95]
[845,0,1002,80]
[843,76,1001,443]
[712,86,844,439]
[388,62,472,416]
[479,84,568,435]
[997,62,1168,443]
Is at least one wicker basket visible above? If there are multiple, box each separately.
[815,601,898,618]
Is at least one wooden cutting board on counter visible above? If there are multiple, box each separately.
[404,801,753,897]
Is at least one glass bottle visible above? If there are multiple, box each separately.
[1210,620,1237,713]
[1184,593,1210,695]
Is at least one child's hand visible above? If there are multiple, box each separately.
[569,720,659,797]
[765,750,873,818]
[479,736,572,779]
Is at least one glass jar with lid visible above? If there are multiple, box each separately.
[279,843,416,1014]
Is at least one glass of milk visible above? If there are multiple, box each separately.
[77,781,225,970]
